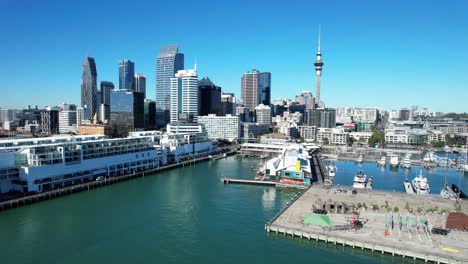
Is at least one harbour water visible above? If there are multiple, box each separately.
[0,156,463,264]
[330,160,467,194]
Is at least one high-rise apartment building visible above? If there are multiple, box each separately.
[307,108,336,128]
[119,60,135,91]
[81,57,98,120]
[100,81,114,105]
[241,69,271,111]
[155,45,184,127]
[135,73,146,98]
[170,68,198,122]
[110,90,144,137]
[198,77,221,116]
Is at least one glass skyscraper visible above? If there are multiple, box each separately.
[110,90,144,137]
[135,73,146,98]
[100,81,114,105]
[119,60,135,91]
[155,45,184,128]
[198,77,221,116]
[81,57,98,120]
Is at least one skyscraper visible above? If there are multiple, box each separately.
[241,69,271,111]
[144,99,156,130]
[198,77,221,116]
[135,73,146,98]
[40,107,59,135]
[110,90,144,137]
[119,60,135,91]
[81,56,98,120]
[100,81,114,105]
[170,67,198,122]
[314,26,324,107]
[156,45,184,127]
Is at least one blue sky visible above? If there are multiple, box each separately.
[1,0,467,112]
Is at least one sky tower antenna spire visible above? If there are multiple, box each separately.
[318,24,321,54]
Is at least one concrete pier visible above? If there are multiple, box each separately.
[265,186,468,263]
[222,178,308,190]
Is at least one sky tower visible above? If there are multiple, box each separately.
[314,25,324,107]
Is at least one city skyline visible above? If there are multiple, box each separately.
[1,0,467,112]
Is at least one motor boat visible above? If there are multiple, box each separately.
[412,170,430,195]
[353,170,367,189]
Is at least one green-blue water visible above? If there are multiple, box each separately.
[0,157,436,264]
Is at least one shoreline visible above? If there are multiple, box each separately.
[0,150,237,212]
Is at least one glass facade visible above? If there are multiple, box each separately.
[100,81,114,105]
[144,99,156,130]
[198,77,221,116]
[110,90,144,137]
[81,57,98,120]
[119,60,135,91]
[155,45,184,128]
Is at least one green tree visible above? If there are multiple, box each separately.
[322,137,330,145]
[445,135,455,147]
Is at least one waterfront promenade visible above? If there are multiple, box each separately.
[0,150,236,212]
[266,185,468,263]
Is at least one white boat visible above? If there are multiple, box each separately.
[327,164,336,177]
[389,153,399,167]
[378,156,386,166]
[404,179,415,194]
[402,154,411,169]
[423,151,437,162]
[356,154,363,164]
[353,170,367,189]
[444,145,452,153]
[412,170,430,195]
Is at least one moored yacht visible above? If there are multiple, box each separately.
[378,156,386,166]
[353,170,367,189]
[412,170,430,195]
[402,153,411,169]
[356,154,363,164]
[327,163,336,177]
[389,153,399,167]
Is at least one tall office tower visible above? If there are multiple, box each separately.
[306,108,336,128]
[170,67,198,122]
[144,99,156,130]
[255,104,271,125]
[314,26,324,107]
[110,90,144,137]
[81,56,98,120]
[241,69,271,111]
[221,93,236,115]
[59,104,78,134]
[40,107,60,135]
[135,73,146,98]
[119,60,135,90]
[100,81,114,105]
[155,45,184,127]
[198,77,221,116]
[295,91,315,110]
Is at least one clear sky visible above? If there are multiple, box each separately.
[1,0,467,112]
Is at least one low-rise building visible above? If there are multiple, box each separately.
[260,133,291,145]
[77,124,112,137]
[349,131,373,143]
[297,126,317,142]
[317,128,349,145]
